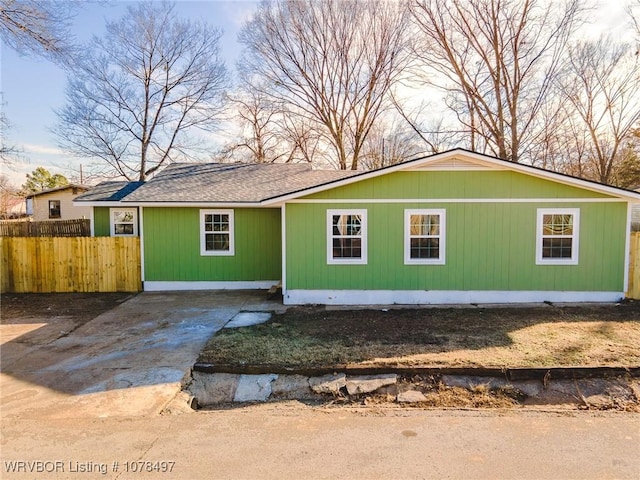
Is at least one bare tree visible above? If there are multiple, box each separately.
[629,0,640,54]
[239,0,410,170]
[55,1,229,181]
[0,174,24,218]
[409,0,585,163]
[556,36,640,185]
[220,87,296,164]
[359,119,426,170]
[0,105,21,166]
[0,0,78,63]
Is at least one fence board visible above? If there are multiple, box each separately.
[1,237,141,293]
[0,219,90,237]
[628,232,640,300]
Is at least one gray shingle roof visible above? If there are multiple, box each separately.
[122,163,359,203]
[26,184,89,199]
[75,181,144,202]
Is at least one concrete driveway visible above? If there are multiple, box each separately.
[1,290,283,419]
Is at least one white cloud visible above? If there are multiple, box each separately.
[22,144,64,156]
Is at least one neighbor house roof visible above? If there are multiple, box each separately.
[25,184,89,199]
[74,181,145,202]
[120,163,359,203]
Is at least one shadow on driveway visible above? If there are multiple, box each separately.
[0,290,282,418]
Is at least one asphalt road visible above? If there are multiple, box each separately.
[2,403,638,480]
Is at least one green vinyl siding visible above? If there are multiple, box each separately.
[306,170,613,200]
[285,201,626,292]
[93,207,111,236]
[143,207,281,281]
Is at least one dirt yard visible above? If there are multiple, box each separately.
[1,292,135,324]
[199,302,640,369]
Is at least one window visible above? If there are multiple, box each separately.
[49,200,61,219]
[110,208,138,236]
[327,209,367,264]
[404,209,446,265]
[201,209,234,256]
[536,208,579,265]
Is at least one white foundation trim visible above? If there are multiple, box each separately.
[284,290,623,305]
[144,281,280,291]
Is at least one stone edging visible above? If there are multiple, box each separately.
[186,369,640,410]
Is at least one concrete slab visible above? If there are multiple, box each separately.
[233,374,278,402]
[225,312,272,328]
[0,290,282,419]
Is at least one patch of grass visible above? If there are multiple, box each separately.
[199,302,640,369]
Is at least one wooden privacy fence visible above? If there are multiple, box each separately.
[0,219,91,237]
[629,232,640,300]
[1,237,141,293]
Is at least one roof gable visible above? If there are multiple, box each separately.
[265,149,640,203]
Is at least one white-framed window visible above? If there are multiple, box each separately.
[327,209,367,264]
[404,209,446,265]
[200,209,234,256]
[110,208,137,236]
[536,208,580,265]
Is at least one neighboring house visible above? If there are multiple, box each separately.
[632,189,640,230]
[0,193,26,219]
[26,184,91,221]
[75,149,640,305]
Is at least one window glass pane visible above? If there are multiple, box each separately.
[49,201,61,218]
[543,214,573,236]
[332,238,362,258]
[333,214,361,236]
[542,237,573,258]
[205,233,229,251]
[115,224,134,235]
[113,211,134,223]
[410,238,440,259]
[410,214,440,236]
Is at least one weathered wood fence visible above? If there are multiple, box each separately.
[0,219,90,237]
[1,237,141,293]
[628,232,640,300]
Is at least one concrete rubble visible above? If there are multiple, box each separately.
[345,374,397,395]
[186,370,639,410]
[308,373,346,394]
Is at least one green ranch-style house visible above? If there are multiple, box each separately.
[75,149,640,305]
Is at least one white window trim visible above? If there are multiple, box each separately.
[110,207,138,237]
[536,208,580,265]
[200,209,235,256]
[404,209,446,265]
[327,209,367,265]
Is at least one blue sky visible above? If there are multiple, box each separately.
[0,0,634,187]
[1,0,257,186]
